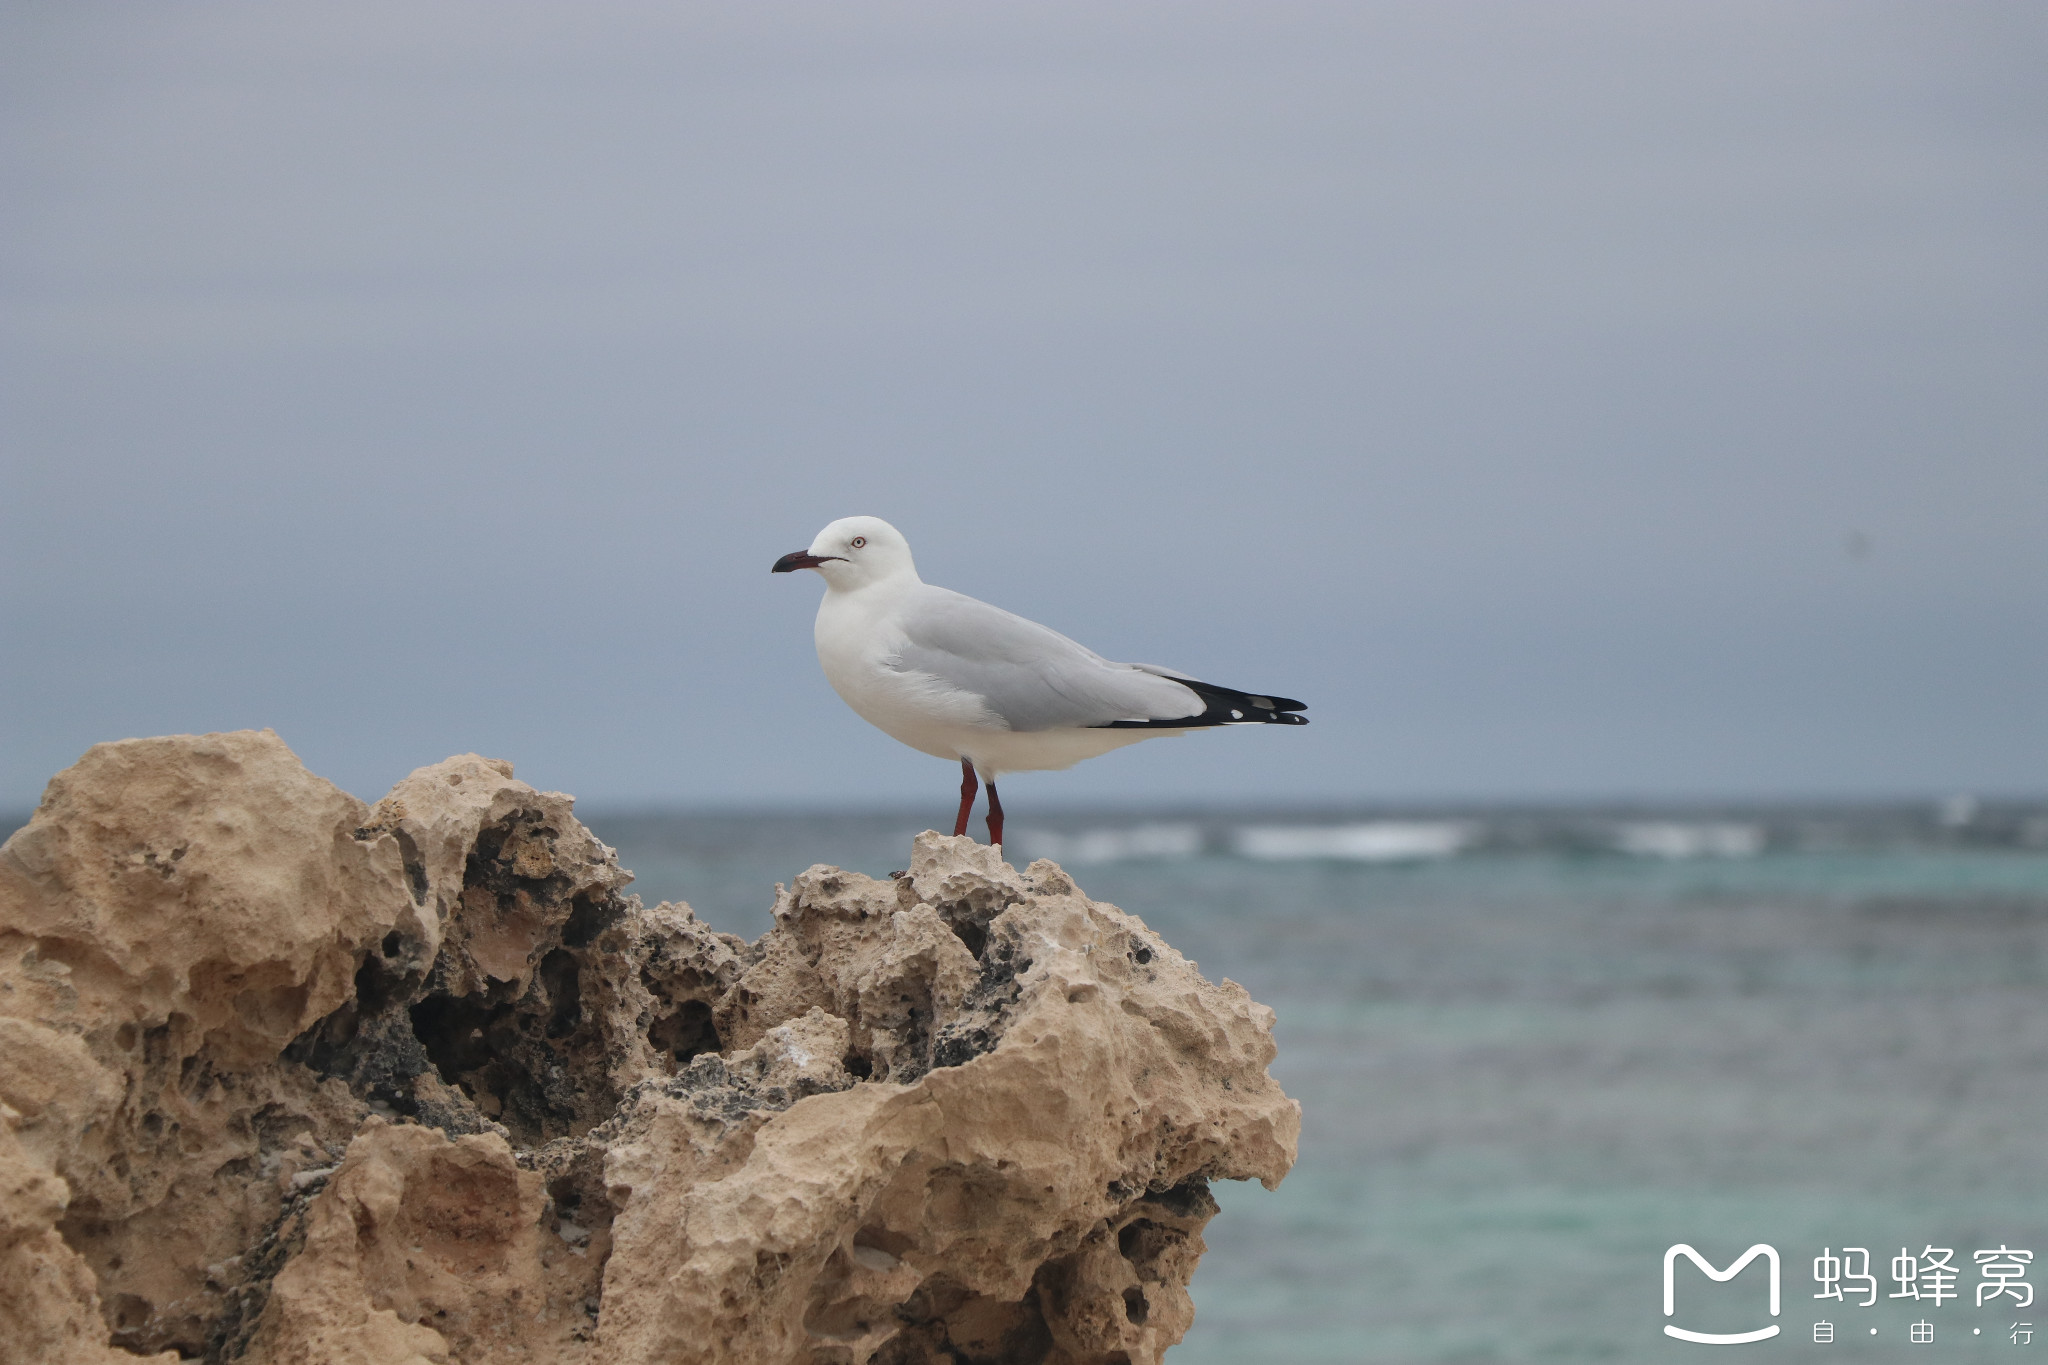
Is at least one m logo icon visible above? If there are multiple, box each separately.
[1663,1244,1781,1344]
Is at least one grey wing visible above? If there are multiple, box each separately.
[891,587,1205,732]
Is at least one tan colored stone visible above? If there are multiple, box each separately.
[353,754,631,1003]
[0,730,410,1066]
[0,731,418,1356]
[0,1099,180,1363]
[243,1118,599,1365]
[0,733,1296,1364]
[591,837,1295,1364]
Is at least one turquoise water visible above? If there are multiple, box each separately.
[596,809,2048,1363]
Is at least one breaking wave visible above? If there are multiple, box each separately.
[1610,821,1764,859]
[1234,821,1477,862]
[1012,823,1204,865]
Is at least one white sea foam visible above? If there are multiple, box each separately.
[1610,821,1764,859]
[1233,821,1475,862]
[1015,823,1204,865]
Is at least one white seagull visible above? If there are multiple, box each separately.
[772,515,1306,846]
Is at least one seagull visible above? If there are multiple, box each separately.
[772,515,1306,847]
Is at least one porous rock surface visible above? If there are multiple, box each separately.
[0,730,1298,1364]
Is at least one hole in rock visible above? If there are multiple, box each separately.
[648,998,720,1065]
[405,964,614,1144]
[562,895,618,947]
[540,950,581,1039]
[65,1213,110,1240]
[135,1021,168,1061]
[1122,1286,1149,1324]
[394,828,429,903]
[1148,1176,1217,1219]
[542,1153,618,1253]
[852,1225,914,1259]
[841,1051,873,1080]
[466,811,562,895]
[1117,1220,1152,1261]
[948,918,988,959]
[879,1273,1056,1365]
[407,991,562,1138]
[410,993,511,1078]
[381,931,403,958]
[353,952,410,1016]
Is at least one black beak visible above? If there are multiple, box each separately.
[772,550,844,573]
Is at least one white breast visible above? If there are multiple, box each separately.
[814,585,1005,761]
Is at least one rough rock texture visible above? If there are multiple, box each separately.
[0,731,1298,1364]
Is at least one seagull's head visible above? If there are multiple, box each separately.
[771,515,918,590]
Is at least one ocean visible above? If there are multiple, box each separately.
[590,801,2048,1363]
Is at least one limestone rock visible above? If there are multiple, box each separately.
[242,1119,570,1365]
[0,731,1297,1363]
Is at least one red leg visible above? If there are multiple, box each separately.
[985,778,1004,848]
[953,757,978,837]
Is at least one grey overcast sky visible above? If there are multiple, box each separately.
[3,2,2044,811]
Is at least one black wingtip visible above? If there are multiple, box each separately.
[1093,678,1310,730]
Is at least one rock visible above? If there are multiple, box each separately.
[0,731,409,1360]
[0,731,1298,1363]
[242,1119,563,1365]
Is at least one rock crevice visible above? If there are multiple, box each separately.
[0,730,1297,1364]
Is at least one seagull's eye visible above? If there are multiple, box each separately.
[850,536,867,548]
